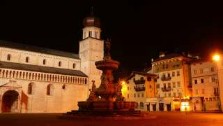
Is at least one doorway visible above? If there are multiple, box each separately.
[159,103,164,111]
[147,104,150,111]
[167,104,171,111]
[152,104,156,111]
[1,90,19,112]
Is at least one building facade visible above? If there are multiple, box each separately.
[125,71,157,111]
[150,53,193,111]
[191,60,220,111]
[0,14,104,113]
[211,53,223,111]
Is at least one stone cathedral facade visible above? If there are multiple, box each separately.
[0,14,104,113]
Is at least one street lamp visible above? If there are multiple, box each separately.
[212,53,221,62]
[212,53,223,112]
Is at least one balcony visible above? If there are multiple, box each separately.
[134,86,145,91]
[134,78,145,84]
[214,92,219,96]
[161,87,171,92]
[187,85,192,88]
[161,76,171,81]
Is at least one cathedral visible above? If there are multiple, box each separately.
[0,13,104,113]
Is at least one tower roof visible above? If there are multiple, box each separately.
[83,7,101,28]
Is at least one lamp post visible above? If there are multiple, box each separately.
[212,53,223,112]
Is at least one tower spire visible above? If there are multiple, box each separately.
[90,0,94,16]
[90,6,94,16]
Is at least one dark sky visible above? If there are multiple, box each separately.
[1,0,223,76]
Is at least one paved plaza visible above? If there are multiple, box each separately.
[0,112,223,126]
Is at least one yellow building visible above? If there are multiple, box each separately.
[124,71,157,111]
[212,53,223,112]
[150,53,194,111]
[191,60,221,111]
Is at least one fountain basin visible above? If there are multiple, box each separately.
[95,60,119,70]
[115,101,137,110]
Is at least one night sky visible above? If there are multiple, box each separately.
[1,0,223,76]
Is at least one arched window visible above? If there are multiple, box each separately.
[37,74,40,80]
[29,73,31,80]
[28,83,34,95]
[43,59,46,65]
[9,71,12,78]
[7,54,11,61]
[44,74,46,80]
[12,71,15,78]
[32,73,35,80]
[19,72,22,78]
[47,84,53,96]
[2,70,5,77]
[73,63,76,69]
[26,57,29,63]
[58,61,62,67]
[41,74,43,80]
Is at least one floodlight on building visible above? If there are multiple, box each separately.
[180,101,190,112]
[212,52,223,112]
[121,81,128,96]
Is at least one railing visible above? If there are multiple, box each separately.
[134,86,145,91]
[161,87,171,92]
[134,78,145,84]
[187,85,192,88]
[161,76,171,81]
[214,92,219,96]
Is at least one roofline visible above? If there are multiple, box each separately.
[0,40,80,59]
[127,71,158,80]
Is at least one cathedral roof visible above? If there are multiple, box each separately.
[0,40,79,59]
[0,61,87,77]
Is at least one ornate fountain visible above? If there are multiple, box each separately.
[77,39,137,115]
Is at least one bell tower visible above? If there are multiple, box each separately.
[79,9,104,88]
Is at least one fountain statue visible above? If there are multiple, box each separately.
[73,39,138,115]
